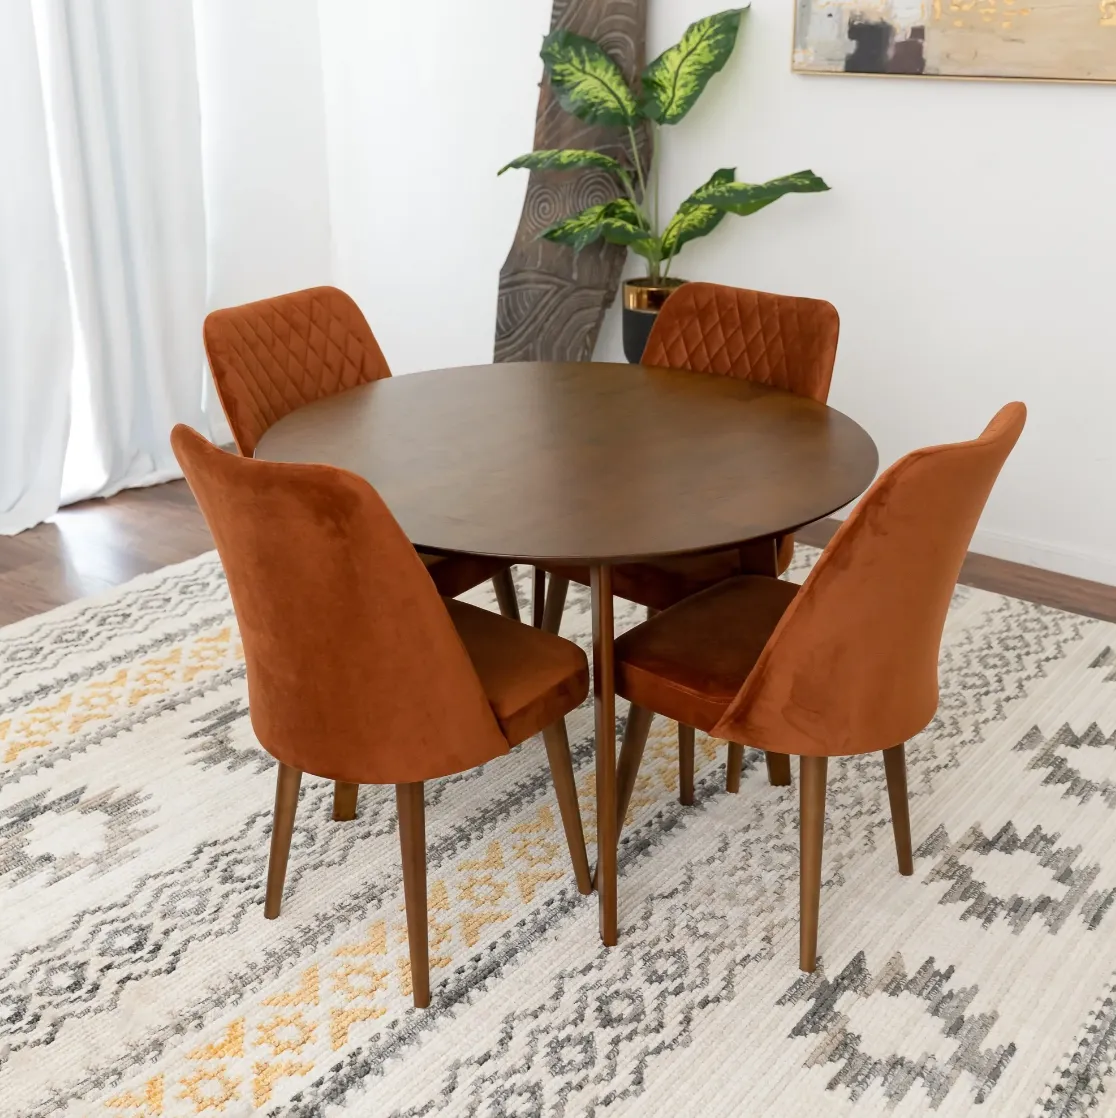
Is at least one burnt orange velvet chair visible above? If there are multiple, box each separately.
[540,282,840,788]
[611,403,1026,972]
[540,282,837,604]
[203,285,521,614]
[171,425,592,1008]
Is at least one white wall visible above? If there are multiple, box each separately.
[317,0,549,373]
[194,0,332,309]
[193,0,1116,584]
[598,1,1116,584]
[193,0,333,439]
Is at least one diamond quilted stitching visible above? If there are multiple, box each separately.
[630,282,840,597]
[643,282,839,404]
[204,287,391,455]
[199,286,506,597]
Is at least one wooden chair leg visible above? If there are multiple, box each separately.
[532,567,546,628]
[726,742,744,793]
[492,568,520,621]
[541,720,592,895]
[799,755,829,972]
[541,575,569,634]
[265,762,302,919]
[616,703,654,831]
[332,781,359,821]
[396,782,429,1008]
[765,752,792,787]
[678,724,695,806]
[883,744,914,876]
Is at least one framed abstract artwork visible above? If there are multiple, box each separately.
[793,0,1116,83]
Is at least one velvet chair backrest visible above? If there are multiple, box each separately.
[171,425,509,784]
[203,286,391,457]
[641,282,839,404]
[712,403,1027,757]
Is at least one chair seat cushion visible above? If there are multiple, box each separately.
[614,575,800,733]
[546,536,795,613]
[422,552,510,598]
[446,599,589,747]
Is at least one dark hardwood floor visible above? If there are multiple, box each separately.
[0,480,213,626]
[2,484,1115,628]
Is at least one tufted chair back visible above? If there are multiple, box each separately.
[204,286,391,456]
[642,282,839,404]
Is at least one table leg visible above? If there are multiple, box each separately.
[738,536,792,787]
[532,567,546,628]
[737,536,779,577]
[590,563,618,946]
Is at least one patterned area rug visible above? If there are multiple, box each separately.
[2,551,1115,1117]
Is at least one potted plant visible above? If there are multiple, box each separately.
[500,6,829,362]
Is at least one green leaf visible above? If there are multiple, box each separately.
[597,198,659,256]
[661,168,736,259]
[660,169,830,262]
[641,7,748,125]
[539,203,613,252]
[539,198,656,257]
[693,170,831,216]
[540,29,640,127]
[626,239,660,266]
[498,149,624,176]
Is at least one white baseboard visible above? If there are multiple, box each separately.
[967,527,1116,589]
[823,511,1116,588]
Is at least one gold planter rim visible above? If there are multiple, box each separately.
[623,277,688,313]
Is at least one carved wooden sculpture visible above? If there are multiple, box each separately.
[495,0,648,362]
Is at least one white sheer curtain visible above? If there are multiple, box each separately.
[0,1,72,535]
[0,0,212,534]
[39,0,211,502]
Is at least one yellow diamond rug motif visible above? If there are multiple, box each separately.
[329,1007,385,1051]
[251,1061,314,1108]
[103,1075,164,1115]
[185,1020,244,1061]
[333,920,387,958]
[175,1067,241,1113]
[262,966,319,1008]
[254,1012,316,1057]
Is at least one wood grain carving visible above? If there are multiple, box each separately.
[495,0,648,363]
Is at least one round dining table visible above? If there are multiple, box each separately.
[255,360,879,946]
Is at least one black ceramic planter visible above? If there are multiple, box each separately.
[621,277,687,363]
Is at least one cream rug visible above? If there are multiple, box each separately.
[1,551,1115,1117]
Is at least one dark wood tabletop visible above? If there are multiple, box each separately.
[255,358,878,948]
[255,361,879,563]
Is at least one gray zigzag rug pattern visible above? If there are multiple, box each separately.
[0,551,1114,1116]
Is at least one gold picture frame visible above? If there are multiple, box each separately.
[791,0,1116,85]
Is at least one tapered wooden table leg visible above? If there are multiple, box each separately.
[591,564,618,946]
[737,538,791,791]
[532,567,546,628]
